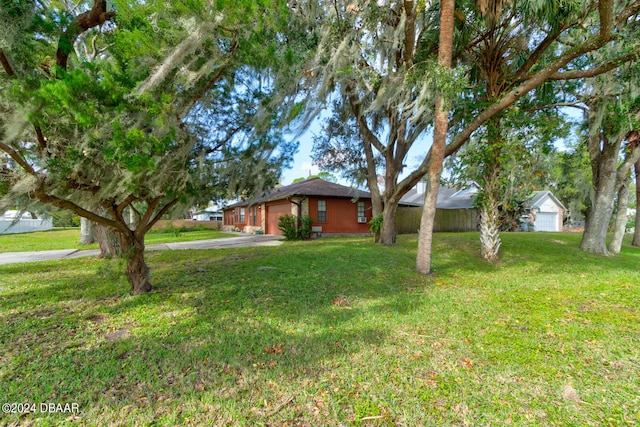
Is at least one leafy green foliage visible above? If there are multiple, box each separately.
[368,213,383,235]
[0,0,297,291]
[278,214,298,240]
[278,213,313,240]
[298,214,313,240]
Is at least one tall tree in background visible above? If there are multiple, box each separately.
[297,0,640,259]
[633,132,640,247]
[414,0,640,265]
[416,0,455,274]
[445,105,569,230]
[0,0,295,293]
[311,98,375,188]
[579,75,640,255]
[298,0,459,245]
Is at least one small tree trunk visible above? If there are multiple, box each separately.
[415,0,454,275]
[79,217,96,244]
[609,177,630,254]
[633,161,640,247]
[480,191,501,261]
[121,232,152,294]
[416,176,441,274]
[379,202,398,245]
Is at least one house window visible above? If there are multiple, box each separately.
[239,207,245,223]
[357,202,365,218]
[317,200,326,222]
[250,206,258,226]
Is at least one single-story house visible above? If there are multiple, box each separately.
[397,182,566,232]
[192,206,223,221]
[222,178,373,235]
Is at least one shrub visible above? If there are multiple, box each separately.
[278,214,314,240]
[369,213,383,234]
[298,215,313,240]
[278,214,299,240]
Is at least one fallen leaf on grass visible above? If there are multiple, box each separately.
[461,357,475,369]
[332,295,351,307]
[264,344,285,354]
[562,385,591,405]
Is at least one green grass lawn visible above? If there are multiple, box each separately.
[1,232,639,426]
[0,228,236,252]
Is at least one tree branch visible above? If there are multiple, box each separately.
[0,141,36,175]
[617,143,640,182]
[56,0,115,70]
[522,101,589,113]
[403,0,416,68]
[179,28,240,117]
[117,194,137,215]
[0,49,15,76]
[347,89,385,154]
[599,0,614,37]
[34,187,126,231]
[547,49,640,80]
[143,198,179,234]
[138,197,162,231]
[34,126,47,152]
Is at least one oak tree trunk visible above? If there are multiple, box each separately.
[580,188,616,255]
[121,232,152,294]
[379,202,398,245]
[580,136,619,255]
[608,177,629,254]
[96,224,124,257]
[633,161,640,247]
[79,217,96,244]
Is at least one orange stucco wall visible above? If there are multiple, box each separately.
[308,197,372,233]
[223,197,373,235]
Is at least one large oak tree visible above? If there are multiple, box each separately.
[0,0,295,293]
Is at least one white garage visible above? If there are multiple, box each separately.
[529,191,565,232]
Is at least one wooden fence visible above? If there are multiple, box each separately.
[396,207,479,234]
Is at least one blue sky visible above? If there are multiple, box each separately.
[280,117,434,187]
[279,106,584,187]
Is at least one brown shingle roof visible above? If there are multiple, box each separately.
[225,178,371,208]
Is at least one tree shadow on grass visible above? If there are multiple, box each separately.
[0,242,432,425]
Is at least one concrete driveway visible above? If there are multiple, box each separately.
[0,234,283,266]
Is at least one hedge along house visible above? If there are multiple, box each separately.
[222,178,374,235]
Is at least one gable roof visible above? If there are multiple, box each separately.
[400,183,478,209]
[225,178,371,208]
[527,191,566,210]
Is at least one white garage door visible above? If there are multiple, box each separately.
[535,212,558,232]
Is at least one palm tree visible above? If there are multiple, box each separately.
[416,0,456,274]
